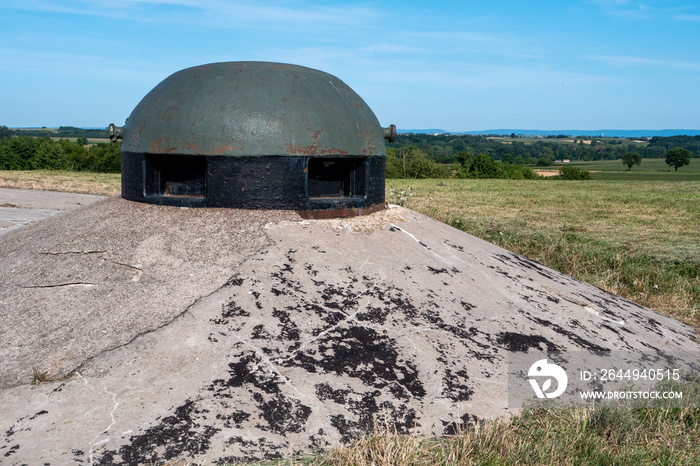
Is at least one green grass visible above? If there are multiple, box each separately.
[388,178,700,327]
[0,169,121,196]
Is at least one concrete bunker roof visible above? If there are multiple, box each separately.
[118,61,391,157]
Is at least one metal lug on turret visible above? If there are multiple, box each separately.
[383,124,396,143]
[108,123,125,142]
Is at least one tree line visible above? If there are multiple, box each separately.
[388,133,700,164]
[8,126,108,139]
[0,125,694,177]
[0,129,120,172]
[386,146,594,180]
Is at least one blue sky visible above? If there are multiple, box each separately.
[1,0,699,131]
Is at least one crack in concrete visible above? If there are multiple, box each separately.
[67,278,236,384]
[19,282,97,289]
[389,224,449,264]
[234,335,306,398]
[108,260,143,271]
[88,387,120,466]
[39,250,107,256]
[58,228,280,390]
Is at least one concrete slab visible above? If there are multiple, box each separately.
[0,202,697,465]
[0,187,105,237]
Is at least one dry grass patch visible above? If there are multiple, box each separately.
[0,170,120,196]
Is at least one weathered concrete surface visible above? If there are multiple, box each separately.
[0,203,697,465]
[0,198,296,388]
[0,187,105,237]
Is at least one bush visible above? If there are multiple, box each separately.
[558,165,592,180]
[0,125,12,141]
[468,153,501,178]
[386,146,441,179]
[455,154,541,180]
[0,137,121,172]
[0,136,41,170]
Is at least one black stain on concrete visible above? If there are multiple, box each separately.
[496,331,560,352]
[286,325,426,399]
[443,368,474,401]
[96,400,220,466]
[3,444,19,458]
[257,394,312,434]
[523,314,610,353]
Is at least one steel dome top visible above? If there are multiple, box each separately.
[115,61,394,157]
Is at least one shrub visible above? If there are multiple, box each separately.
[558,165,592,180]
[0,137,121,172]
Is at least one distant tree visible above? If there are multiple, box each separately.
[385,149,403,178]
[665,147,691,171]
[33,139,58,169]
[0,125,12,139]
[0,125,11,140]
[559,165,592,180]
[453,151,473,167]
[385,146,438,178]
[0,135,40,169]
[468,153,500,178]
[621,152,641,171]
[510,132,516,139]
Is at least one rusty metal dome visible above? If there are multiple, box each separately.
[111,62,394,213]
[115,61,394,157]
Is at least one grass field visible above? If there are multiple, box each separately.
[0,170,120,196]
[1,164,698,465]
[46,137,112,145]
[488,135,649,147]
[569,158,699,181]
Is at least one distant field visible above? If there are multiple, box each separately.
[0,170,120,196]
[12,127,109,145]
[12,127,59,132]
[488,136,649,147]
[563,158,700,181]
[533,158,700,181]
[46,137,111,144]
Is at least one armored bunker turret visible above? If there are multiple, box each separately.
[110,61,395,213]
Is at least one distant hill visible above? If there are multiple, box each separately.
[400,129,451,135]
[399,129,700,138]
